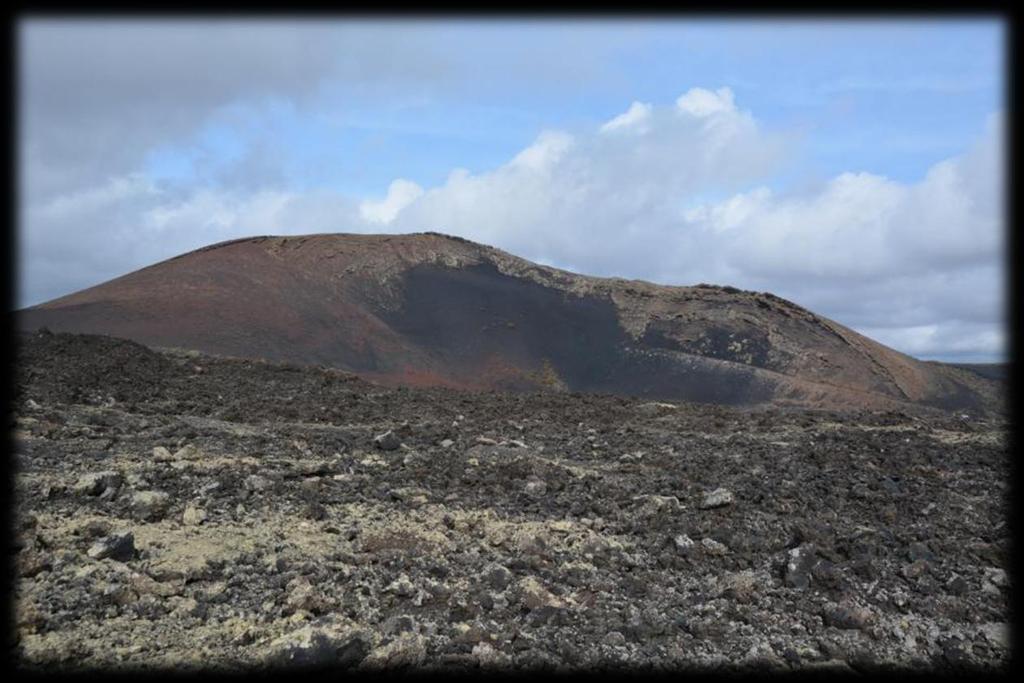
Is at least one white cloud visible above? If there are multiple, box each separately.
[684,188,772,234]
[359,179,424,225]
[508,131,574,171]
[685,117,1003,282]
[600,101,652,133]
[858,322,1005,360]
[384,89,784,274]
[675,86,736,117]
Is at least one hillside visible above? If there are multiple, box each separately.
[17,232,1002,415]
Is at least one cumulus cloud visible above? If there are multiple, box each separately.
[675,86,736,117]
[385,91,784,274]
[600,101,652,133]
[360,179,425,224]
[697,112,1004,282]
[858,321,1005,362]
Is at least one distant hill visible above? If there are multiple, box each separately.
[16,232,1003,415]
[947,363,1007,382]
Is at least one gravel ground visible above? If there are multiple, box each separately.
[10,330,1011,673]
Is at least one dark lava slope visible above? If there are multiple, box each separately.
[16,232,1002,415]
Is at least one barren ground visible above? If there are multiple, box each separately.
[10,331,1010,672]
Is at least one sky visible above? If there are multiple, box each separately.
[18,18,1006,363]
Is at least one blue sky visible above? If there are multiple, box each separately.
[21,19,1006,362]
[143,21,1002,191]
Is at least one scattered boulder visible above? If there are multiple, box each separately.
[701,538,729,556]
[907,541,936,562]
[244,475,272,494]
[361,633,427,670]
[388,488,428,507]
[811,559,842,588]
[517,576,567,611]
[636,402,677,415]
[983,568,1008,589]
[374,431,401,451]
[901,560,930,580]
[718,570,758,603]
[132,490,171,521]
[946,574,968,595]
[285,577,324,615]
[383,615,417,636]
[173,444,202,460]
[198,481,222,497]
[523,480,547,497]
[182,503,208,526]
[73,471,122,497]
[87,531,135,561]
[451,621,488,645]
[472,641,511,668]
[673,534,696,556]
[634,495,682,519]
[384,574,416,597]
[823,602,874,630]
[131,572,185,598]
[979,622,1010,650]
[602,631,628,647]
[785,544,817,590]
[267,623,374,668]
[75,518,113,539]
[700,488,735,509]
[303,501,327,520]
[483,563,513,591]
[17,548,52,578]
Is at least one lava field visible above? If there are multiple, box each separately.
[10,330,1010,672]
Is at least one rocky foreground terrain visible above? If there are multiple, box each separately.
[11,331,1011,672]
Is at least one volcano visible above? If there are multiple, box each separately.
[16,232,1000,414]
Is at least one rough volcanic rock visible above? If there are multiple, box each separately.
[267,623,373,668]
[131,491,171,522]
[699,487,735,509]
[73,472,122,497]
[86,532,135,562]
[9,332,1009,673]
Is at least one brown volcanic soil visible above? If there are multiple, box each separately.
[11,331,1010,672]
[16,232,1003,416]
